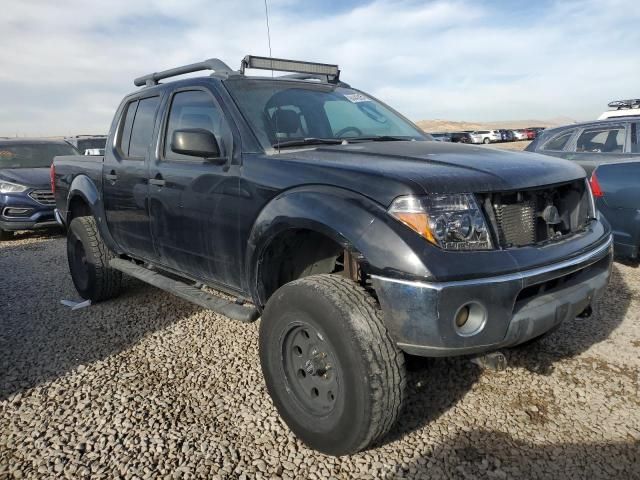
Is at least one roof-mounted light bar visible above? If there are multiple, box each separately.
[607,99,640,110]
[240,55,340,81]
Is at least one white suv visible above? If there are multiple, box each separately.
[598,99,640,120]
[470,130,501,144]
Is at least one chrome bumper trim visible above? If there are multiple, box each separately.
[371,234,612,289]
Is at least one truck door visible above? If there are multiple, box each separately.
[103,95,161,260]
[148,87,242,288]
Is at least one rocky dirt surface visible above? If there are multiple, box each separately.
[1,232,639,479]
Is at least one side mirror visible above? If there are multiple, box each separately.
[171,129,221,159]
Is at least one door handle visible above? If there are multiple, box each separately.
[149,176,166,187]
[105,170,118,181]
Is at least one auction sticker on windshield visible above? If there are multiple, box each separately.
[344,93,370,103]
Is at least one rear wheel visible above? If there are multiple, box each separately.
[483,137,491,144]
[259,274,406,456]
[0,228,13,241]
[67,216,122,301]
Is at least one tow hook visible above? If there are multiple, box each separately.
[577,305,593,318]
[471,351,508,371]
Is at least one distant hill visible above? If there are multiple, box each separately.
[416,117,577,133]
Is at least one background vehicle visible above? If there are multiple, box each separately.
[64,135,107,155]
[598,99,640,120]
[84,148,105,156]
[469,130,501,144]
[498,129,514,142]
[513,129,528,141]
[430,132,452,142]
[0,139,77,240]
[450,132,472,143]
[53,56,612,456]
[590,161,640,260]
[526,117,640,175]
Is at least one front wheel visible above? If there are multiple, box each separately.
[259,274,406,456]
[483,137,491,144]
[67,216,122,301]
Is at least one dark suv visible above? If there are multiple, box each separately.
[526,118,640,175]
[0,139,77,240]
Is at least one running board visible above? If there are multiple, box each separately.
[109,258,260,323]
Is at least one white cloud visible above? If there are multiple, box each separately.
[0,0,638,136]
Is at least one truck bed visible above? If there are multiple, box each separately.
[52,155,104,216]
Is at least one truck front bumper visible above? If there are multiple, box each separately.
[372,235,613,357]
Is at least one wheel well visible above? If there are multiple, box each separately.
[258,229,364,303]
[68,195,92,221]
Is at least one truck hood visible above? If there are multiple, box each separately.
[280,141,585,199]
[0,168,51,189]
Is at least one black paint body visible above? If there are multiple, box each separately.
[53,76,610,307]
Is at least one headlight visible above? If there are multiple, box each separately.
[388,194,493,250]
[0,180,28,194]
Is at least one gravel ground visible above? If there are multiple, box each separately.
[1,231,639,479]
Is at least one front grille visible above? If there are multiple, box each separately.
[481,180,592,248]
[29,189,55,205]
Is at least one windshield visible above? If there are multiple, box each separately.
[224,79,427,149]
[0,143,78,169]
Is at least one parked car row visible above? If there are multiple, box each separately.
[429,127,544,144]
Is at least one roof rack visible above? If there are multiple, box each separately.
[134,58,235,87]
[134,55,342,87]
[607,99,640,110]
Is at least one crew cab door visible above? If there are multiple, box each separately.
[148,87,242,288]
[103,95,161,260]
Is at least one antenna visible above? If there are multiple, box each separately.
[264,0,280,152]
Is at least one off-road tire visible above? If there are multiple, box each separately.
[259,274,406,456]
[67,216,122,301]
[0,228,13,241]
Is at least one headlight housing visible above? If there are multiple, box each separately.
[388,194,493,250]
[0,180,28,194]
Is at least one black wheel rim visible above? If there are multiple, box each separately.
[70,235,89,291]
[282,323,340,416]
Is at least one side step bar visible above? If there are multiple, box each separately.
[109,258,260,323]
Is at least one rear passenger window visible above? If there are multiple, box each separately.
[632,123,639,153]
[575,126,625,153]
[128,97,160,158]
[118,101,137,156]
[544,130,574,151]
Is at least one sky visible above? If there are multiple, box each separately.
[1,0,639,136]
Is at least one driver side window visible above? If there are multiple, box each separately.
[164,90,230,162]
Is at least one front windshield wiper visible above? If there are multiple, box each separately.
[347,135,414,143]
[272,138,345,149]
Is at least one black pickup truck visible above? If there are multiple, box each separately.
[52,56,613,456]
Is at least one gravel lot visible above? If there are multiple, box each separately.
[1,231,639,479]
